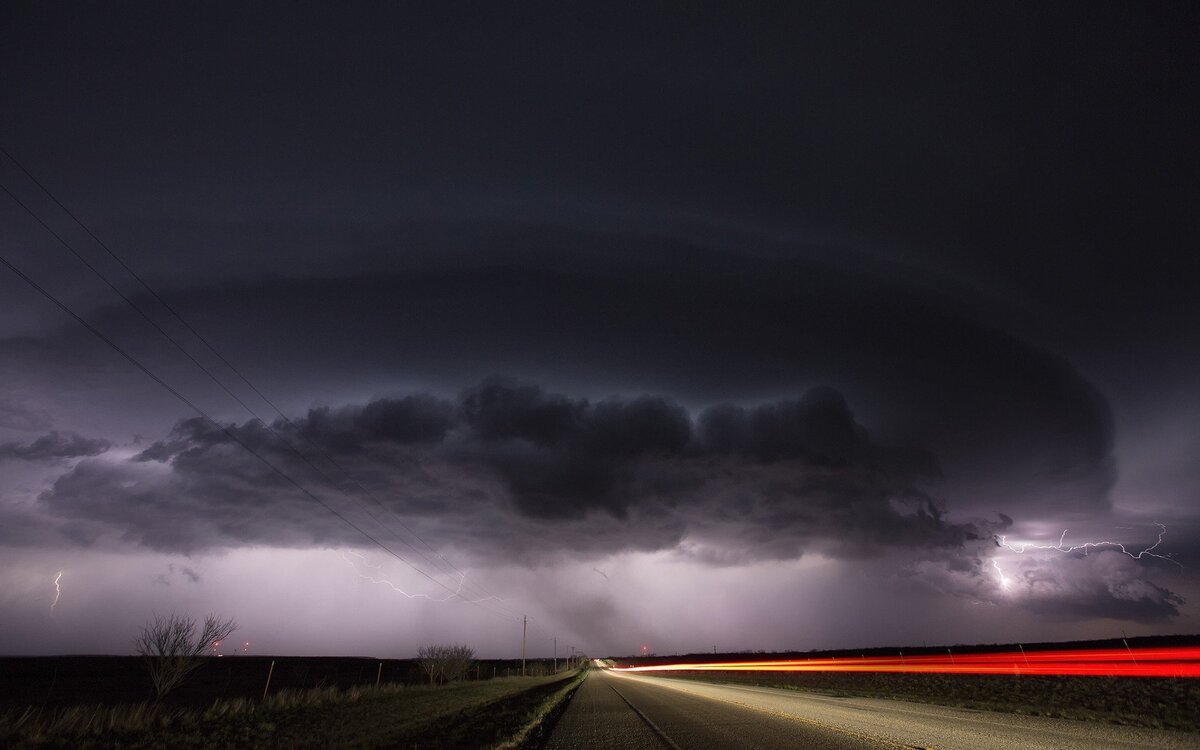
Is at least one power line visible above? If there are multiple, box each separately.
[0,146,514,611]
[0,145,468,571]
[0,153,570,641]
[0,247,520,624]
[0,186,512,615]
[0,249,493,596]
[0,178,475,590]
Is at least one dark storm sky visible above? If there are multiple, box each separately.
[0,2,1196,657]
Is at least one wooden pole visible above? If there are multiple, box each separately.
[376,661,382,686]
[521,615,527,677]
[262,659,275,701]
[1121,630,1139,666]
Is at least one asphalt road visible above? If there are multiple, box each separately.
[542,669,1198,750]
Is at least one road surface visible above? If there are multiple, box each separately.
[543,669,1197,749]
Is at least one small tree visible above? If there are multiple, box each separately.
[442,644,475,682]
[134,613,237,700]
[417,644,445,685]
[417,643,475,684]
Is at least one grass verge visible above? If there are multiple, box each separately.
[653,671,1200,732]
[493,667,586,749]
[0,671,584,749]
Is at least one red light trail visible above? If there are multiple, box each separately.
[612,647,1200,678]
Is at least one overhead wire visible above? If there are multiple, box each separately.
[0,247,521,625]
[0,178,492,596]
[0,146,517,612]
[0,166,522,624]
[0,145,495,601]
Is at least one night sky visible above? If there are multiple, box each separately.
[1,3,1197,658]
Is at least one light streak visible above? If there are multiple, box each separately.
[50,570,63,611]
[611,647,1200,678]
[340,550,502,604]
[996,523,1180,567]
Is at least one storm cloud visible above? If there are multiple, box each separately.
[34,381,967,560]
[0,431,109,461]
[911,539,1187,623]
[1008,553,1186,622]
[0,3,1195,653]
[26,377,1179,623]
[28,238,1120,525]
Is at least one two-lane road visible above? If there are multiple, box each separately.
[544,669,1197,749]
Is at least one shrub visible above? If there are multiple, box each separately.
[133,613,238,700]
[417,644,475,684]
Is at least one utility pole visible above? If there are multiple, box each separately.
[553,637,557,673]
[1121,629,1139,666]
[521,615,527,677]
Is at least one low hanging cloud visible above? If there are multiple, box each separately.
[22,378,1183,621]
[1006,552,1186,621]
[0,431,110,461]
[152,563,202,586]
[33,380,969,558]
[8,243,1124,527]
[907,527,1187,622]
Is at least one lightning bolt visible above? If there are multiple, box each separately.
[51,570,63,611]
[990,523,1181,592]
[996,523,1181,567]
[991,559,1010,590]
[340,550,502,604]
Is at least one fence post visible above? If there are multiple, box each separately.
[262,659,276,701]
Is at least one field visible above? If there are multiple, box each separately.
[0,657,584,749]
[0,655,562,710]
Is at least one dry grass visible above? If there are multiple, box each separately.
[0,673,581,748]
[491,668,587,749]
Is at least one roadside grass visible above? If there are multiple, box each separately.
[0,671,583,749]
[492,667,587,749]
[654,671,1200,732]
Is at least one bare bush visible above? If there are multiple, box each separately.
[417,643,475,684]
[442,644,475,682]
[133,613,237,700]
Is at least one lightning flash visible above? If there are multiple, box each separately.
[51,570,63,611]
[997,523,1179,566]
[991,559,1009,590]
[990,523,1180,591]
[340,550,501,604]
